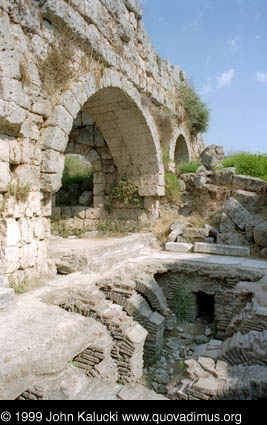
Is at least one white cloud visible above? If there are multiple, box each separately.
[228,36,240,50]
[256,72,267,83]
[216,69,235,88]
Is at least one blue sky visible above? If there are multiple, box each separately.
[141,0,267,154]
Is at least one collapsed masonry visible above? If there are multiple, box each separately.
[0,0,205,285]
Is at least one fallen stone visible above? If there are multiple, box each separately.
[254,222,267,248]
[212,168,235,185]
[194,242,250,257]
[193,376,219,396]
[165,242,193,253]
[222,197,256,231]
[183,227,209,239]
[232,174,266,193]
[200,145,224,170]
[79,191,93,206]
[195,335,209,344]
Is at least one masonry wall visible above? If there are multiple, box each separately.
[0,0,204,285]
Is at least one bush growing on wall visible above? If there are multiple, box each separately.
[105,176,144,211]
[178,81,210,136]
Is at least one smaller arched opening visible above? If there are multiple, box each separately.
[174,134,190,165]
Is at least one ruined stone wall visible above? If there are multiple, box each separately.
[0,0,205,284]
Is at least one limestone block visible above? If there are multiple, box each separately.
[0,78,30,109]
[19,115,42,141]
[0,134,10,162]
[36,240,48,266]
[183,228,209,239]
[44,105,73,135]
[94,172,106,185]
[33,217,50,240]
[92,159,102,172]
[93,196,105,208]
[41,126,68,153]
[0,13,14,51]
[40,192,52,217]
[13,164,40,191]
[40,173,62,192]
[0,161,11,192]
[51,207,61,220]
[59,90,81,119]
[212,168,235,186]
[0,100,27,136]
[0,288,15,310]
[19,242,37,269]
[32,100,52,118]
[254,223,267,248]
[18,218,34,244]
[165,242,193,253]
[3,246,20,273]
[79,73,98,99]
[2,218,21,247]
[222,197,255,231]
[41,149,64,174]
[93,183,106,196]
[25,192,41,217]
[232,174,266,193]
[194,242,250,257]
[0,51,20,79]
[19,138,36,165]
[9,137,22,164]
[94,129,106,147]
[71,82,88,106]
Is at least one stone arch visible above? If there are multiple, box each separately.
[168,126,192,172]
[40,69,165,204]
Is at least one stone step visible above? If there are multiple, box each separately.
[194,242,250,257]
[165,242,193,253]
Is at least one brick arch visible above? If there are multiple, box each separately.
[168,125,192,172]
[40,69,165,199]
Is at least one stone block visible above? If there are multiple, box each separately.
[40,192,52,217]
[0,134,11,162]
[32,100,52,118]
[32,217,50,240]
[3,246,20,273]
[183,227,209,239]
[25,192,41,217]
[44,105,73,135]
[0,13,14,51]
[212,167,235,185]
[41,126,68,153]
[19,242,37,269]
[41,149,65,174]
[18,218,34,243]
[0,288,15,310]
[222,197,255,230]
[13,164,40,191]
[3,218,21,247]
[0,78,30,109]
[59,90,81,118]
[232,174,266,193]
[254,223,267,248]
[194,242,250,257]
[0,161,11,191]
[165,242,193,253]
[0,100,27,136]
[40,173,62,193]
[193,376,219,396]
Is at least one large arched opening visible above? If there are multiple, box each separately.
[174,134,190,165]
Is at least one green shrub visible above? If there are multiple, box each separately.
[221,152,267,180]
[61,155,93,188]
[173,282,192,321]
[105,176,144,212]
[176,161,201,175]
[178,81,210,136]
[165,173,180,202]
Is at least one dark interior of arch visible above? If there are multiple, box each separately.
[174,134,189,164]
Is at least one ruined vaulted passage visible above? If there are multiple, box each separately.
[82,87,161,182]
[174,134,190,164]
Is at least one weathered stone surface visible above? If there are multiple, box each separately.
[165,242,193,253]
[222,197,255,231]
[232,174,266,193]
[212,167,235,185]
[194,242,250,257]
[183,227,209,239]
[0,160,11,191]
[200,145,224,170]
[254,223,267,247]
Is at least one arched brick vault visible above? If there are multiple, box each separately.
[40,69,165,201]
[168,125,192,172]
